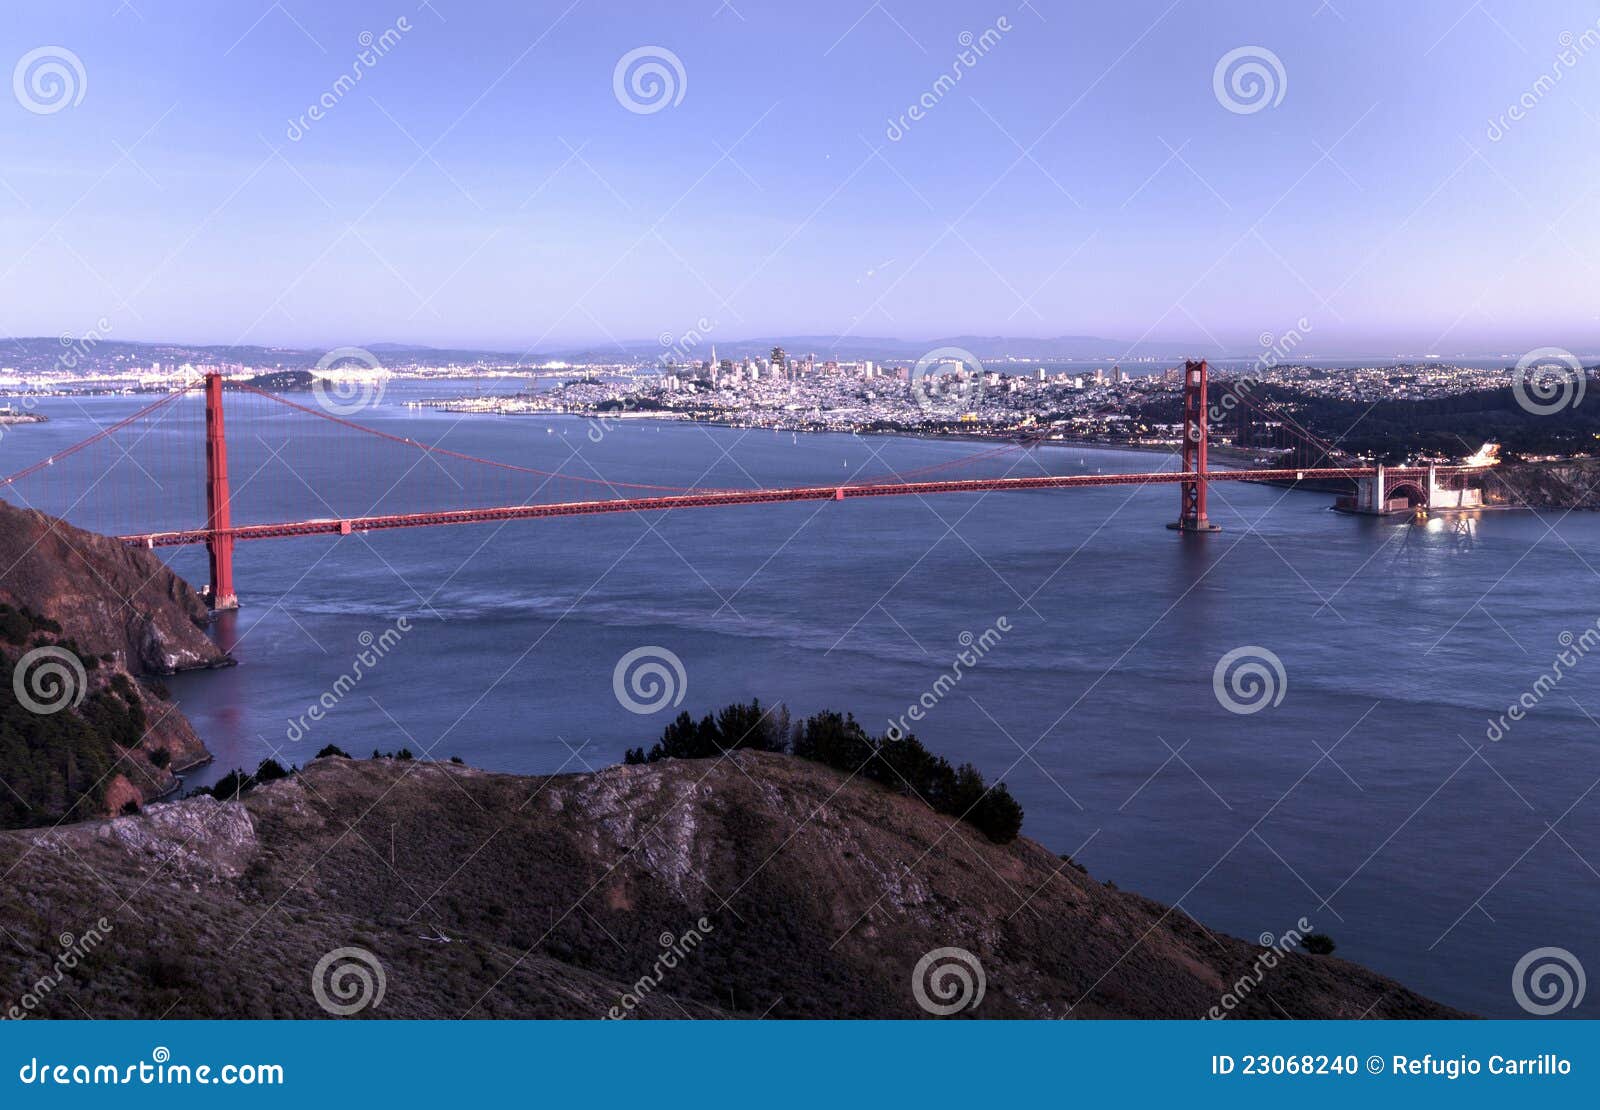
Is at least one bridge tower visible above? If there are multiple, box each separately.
[1169,359,1221,533]
[203,371,238,610]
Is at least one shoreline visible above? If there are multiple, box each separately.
[433,403,1203,460]
[148,754,211,803]
[525,409,1304,474]
[429,407,1592,511]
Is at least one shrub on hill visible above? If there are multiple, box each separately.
[626,701,1024,843]
[190,758,294,801]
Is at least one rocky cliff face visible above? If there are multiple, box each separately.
[0,500,223,819]
[1486,460,1600,509]
[0,500,228,674]
[0,753,1465,1019]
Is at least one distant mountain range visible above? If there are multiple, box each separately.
[1,334,1221,373]
[559,334,1213,363]
[0,338,533,374]
[0,334,1549,373]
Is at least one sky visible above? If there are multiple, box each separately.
[2,0,1599,357]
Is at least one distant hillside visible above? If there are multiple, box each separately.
[241,369,316,391]
[1132,377,1600,464]
[556,333,1209,364]
[0,752,1464,1018]
[0,338,547,375]
[1316,382,1600,462]
[1,333,1211,375]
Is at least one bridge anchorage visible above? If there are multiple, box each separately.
[1335,465,1485,517]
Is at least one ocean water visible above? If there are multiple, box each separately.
[4,378,1597,1018]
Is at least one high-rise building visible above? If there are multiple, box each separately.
[770,346,787,378]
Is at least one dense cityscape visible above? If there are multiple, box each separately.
[410,345,1587,463]
[3,338,1586,464]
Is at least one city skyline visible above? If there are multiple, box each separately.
[4,1,1600,355]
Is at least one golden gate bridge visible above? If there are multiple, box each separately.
[0,361,1487,610]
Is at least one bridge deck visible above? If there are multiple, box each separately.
[118,465,1474,548]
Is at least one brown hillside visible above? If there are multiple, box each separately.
[0,752,1464,1019]
[0,499,227,674]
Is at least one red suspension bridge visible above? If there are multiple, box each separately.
[0,361,1486,610]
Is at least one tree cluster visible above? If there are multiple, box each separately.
[625,701,1024,843]
[190,758,293,802]
[0,607,153,828]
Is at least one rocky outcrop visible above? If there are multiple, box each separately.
[0,753,1465,1019]
[0,499,227,674]
[0,500,221,820]
[1486,460,1600,509]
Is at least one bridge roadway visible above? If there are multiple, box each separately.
[117,465,1480,548]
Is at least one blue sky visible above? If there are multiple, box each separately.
[2,0,1598,355]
